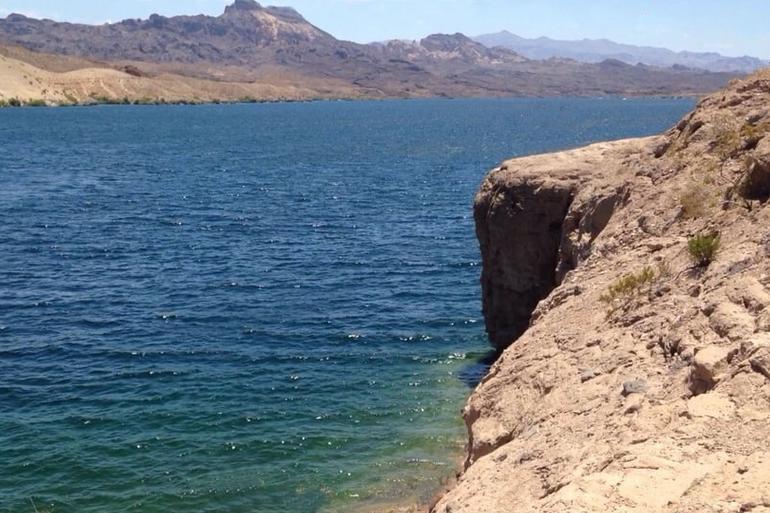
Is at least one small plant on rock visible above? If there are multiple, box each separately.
[600,266,657,306]
[687,233,720,268]
[600,262,673,316]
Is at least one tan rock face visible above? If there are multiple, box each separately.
[434,69,770,513]
[690,345,735,393]
[475,140,635,350]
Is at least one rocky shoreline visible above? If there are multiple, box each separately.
[432,69,770,512]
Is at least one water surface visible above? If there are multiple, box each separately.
[0,97,695,513]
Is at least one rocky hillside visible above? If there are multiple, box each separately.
[0,0,335,65]
[0,1,741,99]
[434,70,770,512]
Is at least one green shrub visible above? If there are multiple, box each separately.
[688,233,720,267]
[600,266,657,306]
[90,95,131,105]
[25,99,47,107]
[8,97,21,107]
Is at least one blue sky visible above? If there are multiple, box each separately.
[1,0,768,58]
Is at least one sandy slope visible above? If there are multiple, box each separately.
[0,48,367,104]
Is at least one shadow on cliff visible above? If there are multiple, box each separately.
[457,351,496,388]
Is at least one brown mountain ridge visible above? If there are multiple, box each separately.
[0,1,748,104]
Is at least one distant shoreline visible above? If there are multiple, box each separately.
[0,93,699,110]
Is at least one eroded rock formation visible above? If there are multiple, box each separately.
[435,69,770,512]
[475,141,632,350]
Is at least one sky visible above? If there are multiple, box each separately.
[0,0,768,59]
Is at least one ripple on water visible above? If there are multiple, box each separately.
[0,97,696,513]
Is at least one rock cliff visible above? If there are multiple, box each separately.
[435,69,770,512]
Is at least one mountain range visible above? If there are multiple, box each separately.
[474,30,768,73]
[0,0,751,104]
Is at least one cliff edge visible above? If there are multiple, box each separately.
[435,69,770,512]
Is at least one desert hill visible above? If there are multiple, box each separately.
[0,1,745,103]
[0,46,362,105]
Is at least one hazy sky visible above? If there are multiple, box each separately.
[1,0,768,58]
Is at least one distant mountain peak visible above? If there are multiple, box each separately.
[226,0,263,12]
[220,1,310,26]
[420,33,475,50]
[5,13,29,22]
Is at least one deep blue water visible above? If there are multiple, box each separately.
[0,97,694,513]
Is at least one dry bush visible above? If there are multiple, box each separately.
[679,180,712,219]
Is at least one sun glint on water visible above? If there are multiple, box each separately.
[0,97,694,513]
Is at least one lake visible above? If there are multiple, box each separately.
[0,97,694,513]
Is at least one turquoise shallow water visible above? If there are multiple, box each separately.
[0,97,694,513]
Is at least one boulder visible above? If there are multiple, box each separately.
[690,345,735,393]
